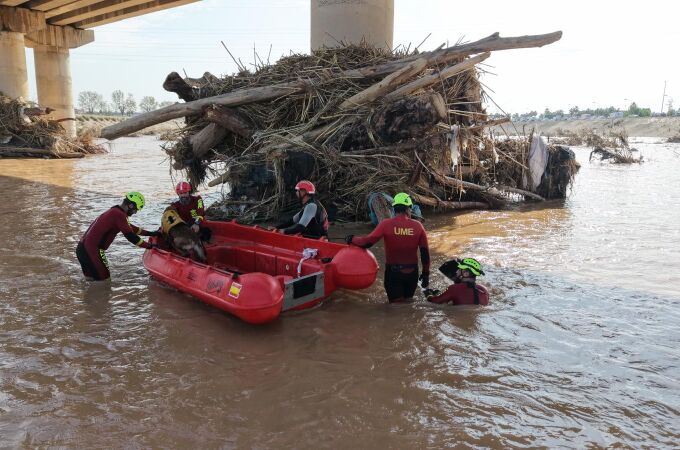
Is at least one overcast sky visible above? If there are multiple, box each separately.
[24,0,679,113]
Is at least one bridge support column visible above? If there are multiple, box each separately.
[310,0,394,50]
[26,25,94,138]
[33,45,75,137]
[0,31,29,99]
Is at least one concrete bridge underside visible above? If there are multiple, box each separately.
[1,0,394,137]
[0,0,199,136]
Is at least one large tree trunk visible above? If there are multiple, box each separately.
[204,106,253,138]
[101,80,311,140]
[190,123,228,158]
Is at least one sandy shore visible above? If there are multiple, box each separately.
[76,116,182,138]
[496,117,680,138]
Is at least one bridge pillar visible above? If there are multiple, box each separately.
[0,31,29,99]
[1,6,45,99]
[26,25,94,138]
[310,0,394,50]
[33,45,75,136]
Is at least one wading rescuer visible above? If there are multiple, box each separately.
[170,181,210,240]
[425,258,489,305]
[76,192,160,281]
[345,193,430,303]
[276,180,329,239]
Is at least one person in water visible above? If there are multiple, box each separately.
[277,180,329,239]
[346,192,430,303]
[76,192,159,281]
[424,257,489,305]
[169,181,210,240]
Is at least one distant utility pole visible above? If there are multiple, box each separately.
[660,80,667,113]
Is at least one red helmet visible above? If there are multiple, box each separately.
[295,180,316,194]
[175,181,192,195]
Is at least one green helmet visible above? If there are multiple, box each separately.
[125,191,145,210]
[392,192,413,207]
[457,258,484,276]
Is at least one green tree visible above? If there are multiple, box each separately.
[111,90,125,115]
[77,91,102,114]
[124,93,137,115]
[139,96,158,112]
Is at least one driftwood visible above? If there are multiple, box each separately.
[589,146,642,164]
[101,80,311,140]
[190,123,228,157]
[204,106,253,138]
[339,57,427,110]
[102,32,562,140]
[386,52,490,99]
[163,72,196,102]
[411,193,489,210]
[22,106,55,116]
[0,145,83,158]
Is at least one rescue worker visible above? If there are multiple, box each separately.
[277,180,329,239]
[424,258,490,305]
[170,181,210,241]
[76,192,159,281]
[345,192,430,303]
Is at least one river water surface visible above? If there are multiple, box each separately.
[1,137,679,448]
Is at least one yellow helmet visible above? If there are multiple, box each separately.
[125,192,145,210]
[392,192,413,207]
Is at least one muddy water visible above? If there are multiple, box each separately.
[1,137,679,448]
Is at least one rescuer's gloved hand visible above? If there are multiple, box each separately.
[419,271,430,288]
[344,234,354,244]
[148,231,162,237]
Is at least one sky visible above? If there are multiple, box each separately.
[23,0,680,114]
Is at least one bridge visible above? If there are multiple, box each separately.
[0,0,393,136]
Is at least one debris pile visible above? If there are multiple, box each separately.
[102,32,577,222]
[0,93,105,158]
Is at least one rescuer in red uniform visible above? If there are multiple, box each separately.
[76,192,159,281]
[424,258,489,306]
[169,181,210,241]
[170,181,204,232]
[346,192,430,303]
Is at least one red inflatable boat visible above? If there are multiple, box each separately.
[143,220,378,324]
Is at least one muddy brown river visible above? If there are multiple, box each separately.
[1,137,679,448]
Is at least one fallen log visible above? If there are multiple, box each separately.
[386,52,490,99]
[22,106,55,116]
[103,32,562,140]
[204,106,253,138]
[339,57,427,110]
[411,193,488,210]
[101,80,311,140]
[190,123,228,158]
[0,145,83,158]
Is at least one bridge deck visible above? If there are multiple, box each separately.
[0,0,200,29]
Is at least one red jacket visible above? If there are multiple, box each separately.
[170,195,205,225]
[352,214,430,270]
[80,206,152,250]
[428,282,489,305]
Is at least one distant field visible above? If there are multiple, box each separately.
[494,117,680,138]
